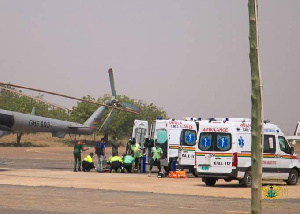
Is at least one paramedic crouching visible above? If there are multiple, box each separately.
[109,154,123,173]
[82,153,95,172]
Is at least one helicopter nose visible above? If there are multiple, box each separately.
[0,112,14,129]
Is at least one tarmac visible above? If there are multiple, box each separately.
[0,146,299,213]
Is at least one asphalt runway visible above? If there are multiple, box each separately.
[0,147,299,214]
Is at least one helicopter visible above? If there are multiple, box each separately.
[0,68,140,141]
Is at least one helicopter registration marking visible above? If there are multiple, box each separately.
[29,120,51,128]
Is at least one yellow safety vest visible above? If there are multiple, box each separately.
[109,156,123,163]
[84,155,93,163]
[131,143,142,158]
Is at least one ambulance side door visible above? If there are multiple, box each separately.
[262,135,279,179]
[277,136,293,180]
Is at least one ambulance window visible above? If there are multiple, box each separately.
[278,136,291,154]
[182,130,196,146]
[156,129,167,144]
[135,128,147,146]
[263,135,276,153]
[199,133,213,151]
[216,133,231,151]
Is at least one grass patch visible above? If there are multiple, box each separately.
[0,133,128,147]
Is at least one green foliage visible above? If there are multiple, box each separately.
[0,86,70,120]
[0,87,167,138]
[69,95,98,124]
[70,94,168,138]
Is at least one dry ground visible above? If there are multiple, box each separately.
[0,146,299,199]
[0,134,300,213]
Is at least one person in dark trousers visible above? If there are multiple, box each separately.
[111,136,120,156]
[123,153,135,173]
[95,138,105,172]
[73,140,89,172]
[82,153,95,172]
[148,145,163,177]
[125,138,134,155]
[108,154,123,173]
[131,139,142,172]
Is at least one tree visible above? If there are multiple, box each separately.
[0,87,168,139]
[0,87,70,120]
[69,94,168,138]
[69,95,98,124]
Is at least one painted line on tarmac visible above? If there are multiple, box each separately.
[225,211,249,214]
[178,207,196,210]
[136,204,156,207]
[26,149,57,155]
[56,198,70,201]
[0,173,64,180]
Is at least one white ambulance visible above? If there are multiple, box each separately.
[150,118,198,172]
[195,118,300,187]
[132,119,149,149]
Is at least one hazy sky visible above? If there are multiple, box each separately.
[0,1,299,135]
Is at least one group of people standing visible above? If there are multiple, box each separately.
[73,137,163,175]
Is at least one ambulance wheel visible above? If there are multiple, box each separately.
[190,169,198,177]
[241,170,251,187]
[205,178,217,186]
[286,169,298,185]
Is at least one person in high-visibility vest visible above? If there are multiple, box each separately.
[148,146,163,177]
[131,140,142,172]
[82,153,95,172]
[123,154,135,173]
[108,155,123,173]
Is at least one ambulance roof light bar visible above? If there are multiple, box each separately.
[184,117,201,121]
[209,118,216,123]
[214,118,251,123]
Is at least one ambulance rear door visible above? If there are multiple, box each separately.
[197,129,233,174]
[155,128,168,160]
[132,120,148,148]
[178,129,197,166]
[168,128,181,158]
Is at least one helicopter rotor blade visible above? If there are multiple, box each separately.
[121,102,141,113]
[108,68,117,99]
[0,85,70,112]
[0,82,138,114]
[98,109,115,133]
